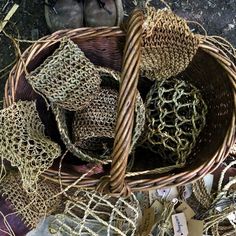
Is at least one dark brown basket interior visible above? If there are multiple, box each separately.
[181,50,234,171]
[11,36,234,177]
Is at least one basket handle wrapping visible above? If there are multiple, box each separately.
[109,9,143,195]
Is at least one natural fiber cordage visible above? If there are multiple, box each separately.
[142,7,200,80]
[0,172,62,228]
[49,189,140,236]
[0,101,61,191]
[145,78,207,165]
[154,199,177,236]
[52,67,145,163]
[26,38,101,111]
[2,5,236,196]
[72,87,118,154]
[190,161,236,235]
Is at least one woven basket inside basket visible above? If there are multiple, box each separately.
[49,64,145,164]
[4,10,236,193]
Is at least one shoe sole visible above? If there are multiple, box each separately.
[45,0,124,30]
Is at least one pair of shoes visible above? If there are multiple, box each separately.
[45,0,124,32]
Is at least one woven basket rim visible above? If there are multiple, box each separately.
[4,26,236,193]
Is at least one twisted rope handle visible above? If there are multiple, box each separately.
[109,9,143,195]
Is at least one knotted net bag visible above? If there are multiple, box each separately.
[0,101,61,191]
[72,87,118,154]
[26,38,101,111]
[145,78,207,165]
[52,67,145,163]
[0,172,62,228]
[49,189,140,236]
[141,7,200,80]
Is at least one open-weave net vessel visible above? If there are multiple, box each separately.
[49,189,140,236]
[0,172,62,228]
[141,7,200,80]
[145,78,207,165]
[26,38,101,111]
[52,67,145,163]
[0,101,61,191]
[73,87,118,154]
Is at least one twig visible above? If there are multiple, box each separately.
[0,3,19,33]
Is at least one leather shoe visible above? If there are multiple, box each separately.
[84,0,123,27]
[45,0,84,32]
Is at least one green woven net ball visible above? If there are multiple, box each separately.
[145,78,208,164]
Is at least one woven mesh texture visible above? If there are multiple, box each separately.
[189,166,236,235]
[142,7,200,80]
[0,101,61,191]
[145,78,207,164]
[26,38,101,111]
[0,172,62,228]
[52,68,145,162]
[49,190,140,236]
[72,88,118,153]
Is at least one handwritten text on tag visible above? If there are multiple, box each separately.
[140,208,155,235]
[203,174,214,194]
[171,213,188,236]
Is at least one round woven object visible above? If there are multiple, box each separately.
[26,38,101,111]
[73,87,118,153]
[49,189,140,236]
[145,78,208,164]
[141,7,200,80]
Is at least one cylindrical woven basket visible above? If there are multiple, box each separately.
[4,9,236,196]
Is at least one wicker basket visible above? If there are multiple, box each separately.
[4,10,236,196]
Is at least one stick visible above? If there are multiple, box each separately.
[0,4,19,33]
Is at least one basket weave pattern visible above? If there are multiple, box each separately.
[4,10,236,196]
[141,8,200,80]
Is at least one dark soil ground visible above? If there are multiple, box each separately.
[0,0,235,105]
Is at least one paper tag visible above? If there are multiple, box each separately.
[135,191,150,211]
[149,189,160,205]
[187,219,204,236]
[158,187,179,200]
[176,201,195,221]
[157,188,171,197]
[227,211,236,223]
[228,177,236,190]
[215,206,223,212]
[149,188,170,205]
[167,187,179,201]
[149,187,179,204]
[171,213,188,236]
[215,197,232,213]
[203,174,214,194]
[183,184,192,199]
[151,200,164,219]
[140,207,155,235]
